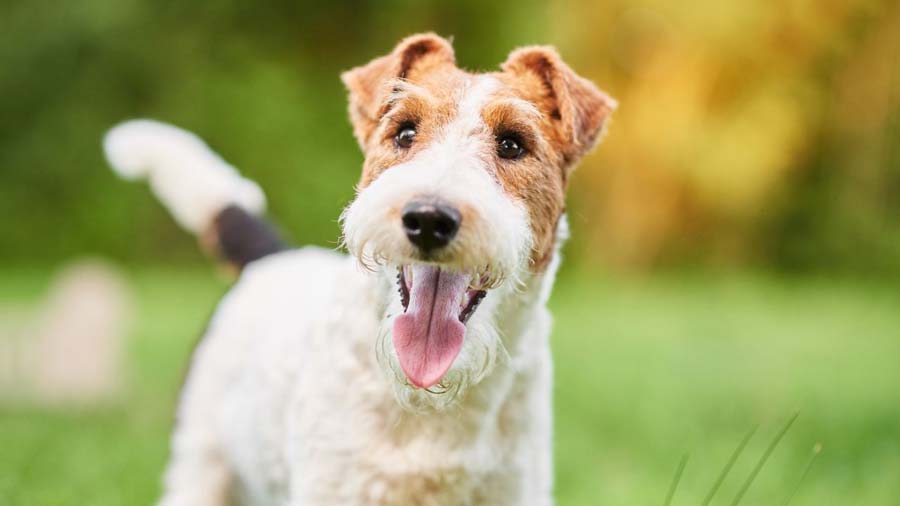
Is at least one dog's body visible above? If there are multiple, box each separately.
[104,34,614,506]
[169,247,554,506]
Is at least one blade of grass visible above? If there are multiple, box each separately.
[731,412,800,506]
[701,425,758,506]
[780,443,823,506]
[663,453,689,506]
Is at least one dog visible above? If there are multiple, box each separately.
[104,33,615,506]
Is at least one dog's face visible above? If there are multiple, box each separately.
[341,34,615,409]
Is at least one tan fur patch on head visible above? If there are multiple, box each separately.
[478,93,566,269]
[357,71,466,188]
[492,47,616,268]
[341,33,458,150]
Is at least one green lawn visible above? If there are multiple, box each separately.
[1,268,899,505]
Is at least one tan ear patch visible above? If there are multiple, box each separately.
[341,33,456,149]
[397,36,454,79]
[501,46,617,171]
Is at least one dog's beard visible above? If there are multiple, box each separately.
[374,283,502,412]
[340,159,533,410]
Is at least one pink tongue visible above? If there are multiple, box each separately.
[393,265,468,389]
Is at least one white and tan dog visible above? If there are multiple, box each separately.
[104,33,615,506]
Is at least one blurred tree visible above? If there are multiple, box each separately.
[552,0,899,275]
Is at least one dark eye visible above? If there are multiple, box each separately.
[497,136,525,159]
[395,125,417,148]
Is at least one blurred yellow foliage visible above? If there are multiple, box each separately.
[548,0,899,268]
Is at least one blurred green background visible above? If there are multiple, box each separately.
[1,0,899,504]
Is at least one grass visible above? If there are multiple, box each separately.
[1,266,899,505]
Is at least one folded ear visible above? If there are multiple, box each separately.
[341,33,456,149]
[502,46,617,168]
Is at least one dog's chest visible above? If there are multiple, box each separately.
[342,467,494,506]
[223,357,529,506]
[285,409,524,506]
[225,384,523,505]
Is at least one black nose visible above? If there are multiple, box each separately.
[401,200,461,253]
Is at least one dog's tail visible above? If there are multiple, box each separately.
[103,119,285,271]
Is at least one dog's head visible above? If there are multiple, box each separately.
[341,34,615,409]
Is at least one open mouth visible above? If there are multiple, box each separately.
[397,266,487,323]
[392,265,487,389]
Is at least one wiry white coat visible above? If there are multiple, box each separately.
[163,248,557,506]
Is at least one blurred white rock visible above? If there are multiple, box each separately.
[0,259,134,405]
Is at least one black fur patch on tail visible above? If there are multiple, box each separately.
[210,205,286,269]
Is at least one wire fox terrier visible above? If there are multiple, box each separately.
[104,33,615,506]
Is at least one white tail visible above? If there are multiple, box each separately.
[103,119,266,234]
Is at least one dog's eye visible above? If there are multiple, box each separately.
[395,125,417,149]
[497,136,525,160]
